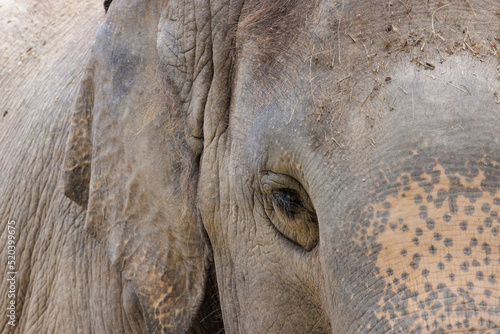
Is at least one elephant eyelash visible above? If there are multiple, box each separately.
[270,188,307,217]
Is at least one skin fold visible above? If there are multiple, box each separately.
[1,0,500,333]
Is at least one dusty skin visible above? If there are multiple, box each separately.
[1,0,500,333]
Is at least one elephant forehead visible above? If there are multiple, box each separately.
[351,160,500,332]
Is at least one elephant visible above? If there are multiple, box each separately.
[2,0,500,333]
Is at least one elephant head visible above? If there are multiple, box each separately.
[62,0,500,332]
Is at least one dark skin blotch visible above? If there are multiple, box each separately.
[459,221,468,230]
[420,181,434,193]
[434,189,448,209]
[448,194,458,214]
[482,243,491,255]
[426,219,435,230]
[470,238,478,247]
[481,203,491,213]
[430,170,441,184]
[479,159,500,195]
[419,205,428,220]
[414,195,423,204]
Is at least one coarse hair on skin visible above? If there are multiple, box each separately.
[153,64,202,227]
[237,0,314,65]
[238,0,304,33]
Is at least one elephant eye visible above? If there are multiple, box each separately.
[270,188,306,217]
[261,173,319,251]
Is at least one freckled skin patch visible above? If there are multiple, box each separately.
[354,161,500,332]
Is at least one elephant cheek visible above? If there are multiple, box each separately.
[354,163,500,332]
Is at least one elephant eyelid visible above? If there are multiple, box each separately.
[260,172,319,251]
[261,180,319,251]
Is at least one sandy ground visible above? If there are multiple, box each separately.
[0,0,102,128]
[0,0,103,121]
[0,0,102,75]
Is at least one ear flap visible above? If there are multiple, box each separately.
[104,0,112,12]
[61,64,93,208]
[61,0,227,332]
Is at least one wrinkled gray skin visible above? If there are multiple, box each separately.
[0,1,137,333]
[2,0,500,333]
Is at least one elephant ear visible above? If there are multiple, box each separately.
[104,0,112,12]
[61,0,240,332]
[61,63,93,208]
